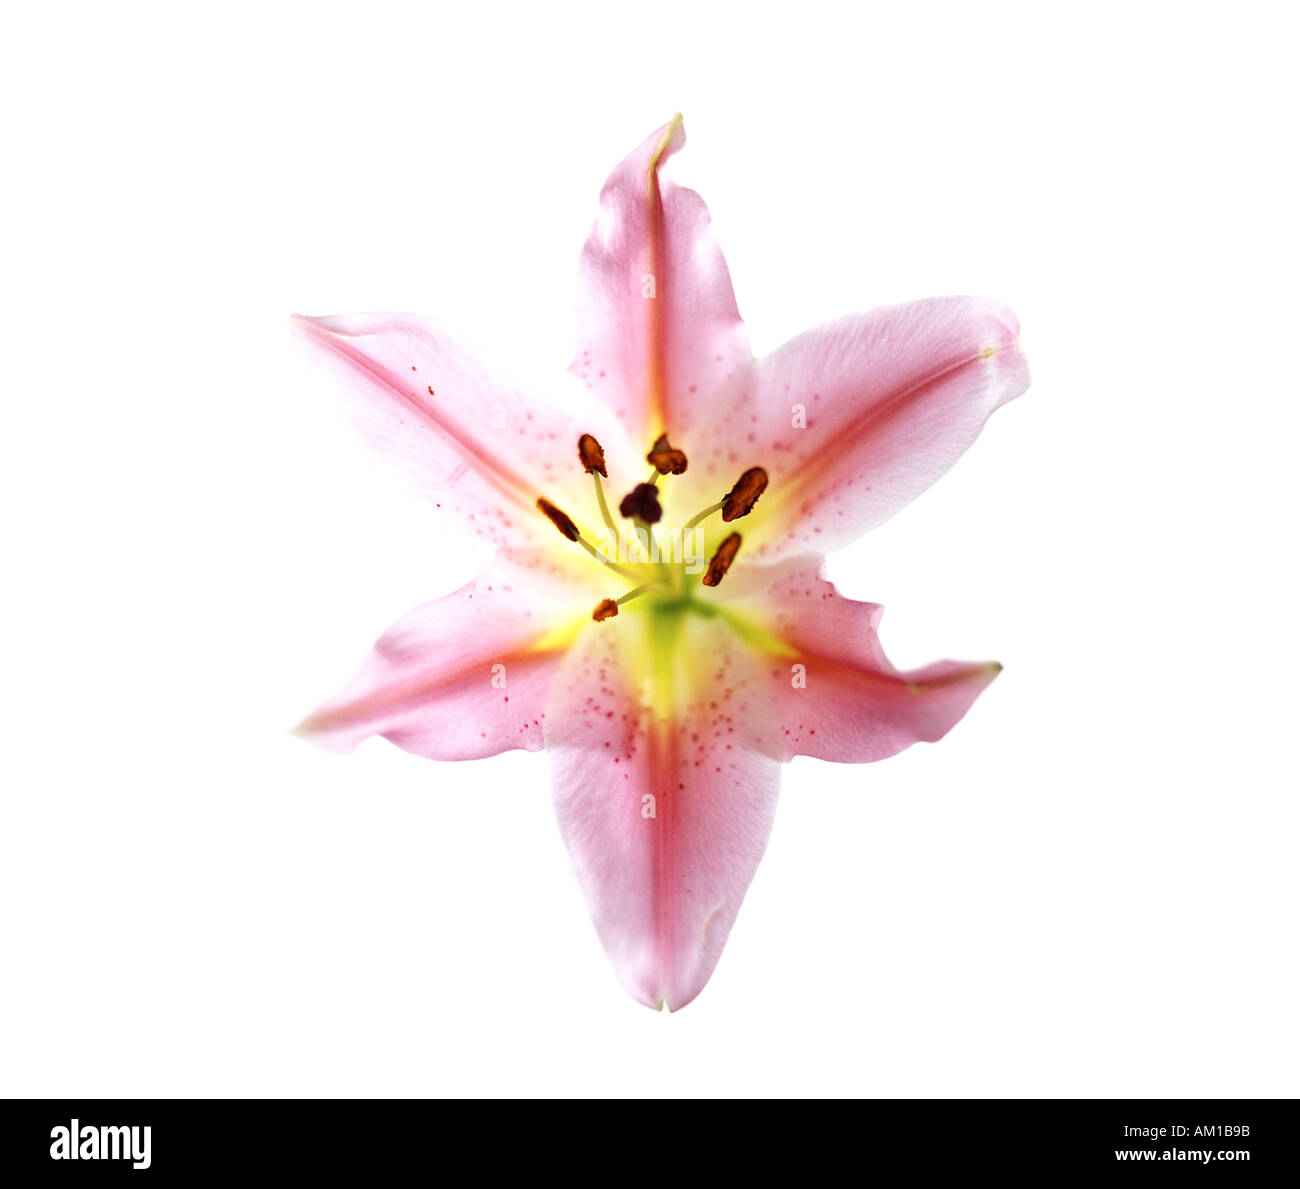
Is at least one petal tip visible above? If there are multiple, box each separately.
[647,113,686,178]
[290,312,344,339]
[289,313,337,348]
[288,714,321,742]
[289,711,355,754]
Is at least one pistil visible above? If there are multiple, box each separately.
[618,482,663,524]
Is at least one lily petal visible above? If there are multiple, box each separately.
[546,610,780,1010]
[296,570,582,760]
[730,559,1001,762]
[710,296,1028,562]
[293,311,626,548]
[571,117,754,445]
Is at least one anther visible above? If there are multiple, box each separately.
[702,532,742,587]
[536,497,579,541]
[578,433,607,478]
[619,482,663,524]
[646,433,688,475]
[721,467,768,521]
[593,584,658,622]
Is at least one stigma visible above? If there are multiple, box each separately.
[618,482,663,523]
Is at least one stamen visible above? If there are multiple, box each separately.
[592,584,657,623]
[683,468,770,531]
[539,495,641,580]
[721,466,769,521]
[684,501,723,530]
[702,532,742,587]
[617,584,656,605]
[576,534,643,581]
[577,433,607,477]
[646,433,688,475]
[536,497,579,541]
[591,471,617,534]
[618,482,663,524]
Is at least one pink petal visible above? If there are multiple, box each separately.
[295,571,578,760]
[571,117,754,446]
[732,559,1001,762]
[546,612,781,1010]
[707,296,1029,562]
[293,312,627,548]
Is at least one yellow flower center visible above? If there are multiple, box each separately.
[536,434,768,621]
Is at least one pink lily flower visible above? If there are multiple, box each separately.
[292,116,1029,1011]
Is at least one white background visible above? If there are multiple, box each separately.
[3,1,1296,1097]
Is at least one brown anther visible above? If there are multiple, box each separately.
[702,532,742,587]
[646,433,688,475]
[578,433,607,477]
[592,598,619,621]
[720,467,769,521]
[536,496,579,541]
[619,482,663,523]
